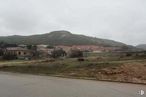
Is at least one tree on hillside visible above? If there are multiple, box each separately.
[27,45,37,50]
[27,45,32,50]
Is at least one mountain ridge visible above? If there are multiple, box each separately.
[0,30,127,47]
[136,44,146,50]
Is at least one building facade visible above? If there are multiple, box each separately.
[4,47,33,59]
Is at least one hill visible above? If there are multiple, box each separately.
[136,44,146,50]
[0,30,126,47]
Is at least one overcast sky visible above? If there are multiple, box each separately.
[0,0,146,45]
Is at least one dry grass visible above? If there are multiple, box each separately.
[0,58,146,84]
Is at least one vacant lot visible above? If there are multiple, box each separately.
[0,58,146,84]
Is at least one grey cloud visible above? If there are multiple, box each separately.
[0,0,146,45]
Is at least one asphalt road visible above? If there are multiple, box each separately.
[0,73,145,97]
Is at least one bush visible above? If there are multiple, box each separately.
[3,54,17,60]
[0,49,3,56]
[69,49,83,58]
[50,49,67,58]
[77,58,85,62]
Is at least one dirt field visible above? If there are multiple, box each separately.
[0,58,146,84]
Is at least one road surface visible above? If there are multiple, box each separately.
[0,72,145,97]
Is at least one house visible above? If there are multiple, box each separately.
[55,45,71,53]
[3,47,33,60]
[55,45,105,52]
[18,44,27,48]
[37,45,52,58]
[71,45,105,52]
[37,44,48,48]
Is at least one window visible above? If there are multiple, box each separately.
[24,52,26,55]
[18,52,21,55]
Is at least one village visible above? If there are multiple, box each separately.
[0,43,112,60]
[0,42,146,61]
